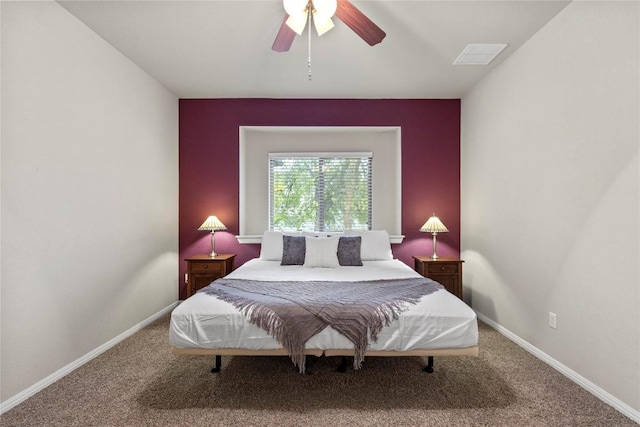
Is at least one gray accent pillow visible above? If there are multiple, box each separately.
[281,235,306,265]
[337,236,363,266]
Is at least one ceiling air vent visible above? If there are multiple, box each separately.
[453,44,508,65]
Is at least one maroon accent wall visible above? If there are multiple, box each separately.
[179,99,460,299]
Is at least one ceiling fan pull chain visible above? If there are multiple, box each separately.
[307,10,312,81]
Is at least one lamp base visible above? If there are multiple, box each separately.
[431,233,439,260]
[209,231,217,258]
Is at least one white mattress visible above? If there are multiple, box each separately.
[170,259,478,351]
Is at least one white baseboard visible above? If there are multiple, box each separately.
[475,311,640,424]
[0,302,179,415]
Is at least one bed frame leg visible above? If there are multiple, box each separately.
[423,356,434,373]
[337,356,349,373]
[211,355,221,373]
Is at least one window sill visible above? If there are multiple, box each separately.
[235,235,405,245]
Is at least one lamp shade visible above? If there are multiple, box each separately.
[198,215,227,231]
[312,10,335,36]
[285,12,308,35]
[283,0,308,17]
[420,214,449,233]
[313,0,337,17]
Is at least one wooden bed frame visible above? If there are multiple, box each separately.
[170,345,479,373]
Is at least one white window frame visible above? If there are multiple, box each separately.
[238,126,403,243]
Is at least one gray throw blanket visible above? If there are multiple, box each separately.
[200,277,443,373]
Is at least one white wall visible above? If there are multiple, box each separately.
[461,0,639,414]
[1,1,178,403]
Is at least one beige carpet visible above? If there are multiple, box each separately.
[1,316,636,426]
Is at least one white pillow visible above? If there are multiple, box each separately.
[259,231,284,260]
[303,231,343,238]
[303,236,340,268]
[344,230,393,260]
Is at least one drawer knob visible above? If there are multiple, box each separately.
[203,265,208,269]
[441,266,445,271]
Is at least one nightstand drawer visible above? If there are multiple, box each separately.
[190,262,223,273]
[427,263,459,274]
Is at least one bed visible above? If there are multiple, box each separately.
[170,230,479,373]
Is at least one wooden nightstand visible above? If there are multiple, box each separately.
[413,256,464,300]
[185,254,235,297]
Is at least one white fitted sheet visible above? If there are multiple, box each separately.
[170,259,478,351]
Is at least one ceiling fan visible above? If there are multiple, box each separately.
[272,0,386,52]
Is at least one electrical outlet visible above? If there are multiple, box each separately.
[549,312,557,329]
[184,273,188,284]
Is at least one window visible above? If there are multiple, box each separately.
[238,126,403,243]
[269,153,372,232]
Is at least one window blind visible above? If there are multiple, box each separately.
[269,153,373,232]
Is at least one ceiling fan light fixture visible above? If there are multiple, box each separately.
[286,12,308,35]
[313,13,334,36]
[283,0,336,36]
[312,0,337,19]
[283,0,308,17]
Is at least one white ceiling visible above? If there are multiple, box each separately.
[57,0,571,99]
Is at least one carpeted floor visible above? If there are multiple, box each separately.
[1,316,636,426]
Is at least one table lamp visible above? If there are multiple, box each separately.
[420,213,449,259]
[198,215,227,257]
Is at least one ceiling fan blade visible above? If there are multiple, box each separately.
[272,15,297,52]
[335,0,386,46]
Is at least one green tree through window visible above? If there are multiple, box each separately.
[269,153,372,232]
